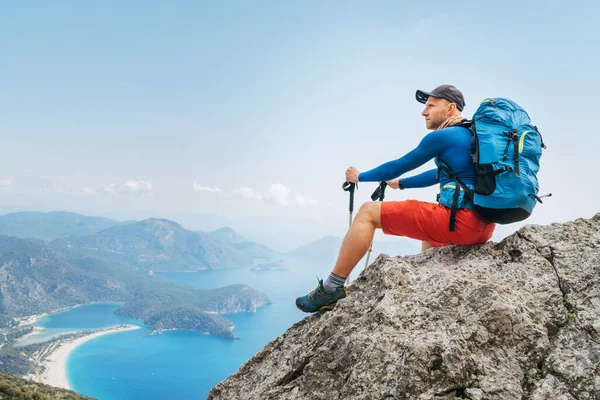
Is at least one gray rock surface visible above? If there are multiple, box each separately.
[208,215,600,400]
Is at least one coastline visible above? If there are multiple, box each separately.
[15,326,45,343]
[32,324,141,390]
[16,302,127,328]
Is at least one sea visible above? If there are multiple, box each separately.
[28,256,358,400]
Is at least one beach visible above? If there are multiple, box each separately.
[34,324,141,390]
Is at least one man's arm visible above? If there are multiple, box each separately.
[396,168,439,189]
[357,130,448,182]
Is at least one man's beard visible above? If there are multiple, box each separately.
[427,119,441,130]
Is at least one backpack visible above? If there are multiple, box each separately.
[438,98,550,231]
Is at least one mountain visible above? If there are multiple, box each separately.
[207,227,276,261]
[0,211,120,240]
[207,227,248,244]
[286,236,342,261]
[60,218,275,271]
[0,371,92,399]
[0,235,125,317]
[208,215,600,399]
[0,235,269,337]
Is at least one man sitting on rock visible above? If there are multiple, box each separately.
[296,84,496,313]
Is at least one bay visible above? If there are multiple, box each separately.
[16,303,139,347]
[60,256,340,399]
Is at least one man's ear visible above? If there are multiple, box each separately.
[448,103,456,114]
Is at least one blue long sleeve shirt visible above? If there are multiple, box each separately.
[358,126,476,199]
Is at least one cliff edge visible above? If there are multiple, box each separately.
[208,215,600,400]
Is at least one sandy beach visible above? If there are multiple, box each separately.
[34,324,141,390]
[17,313,48,327]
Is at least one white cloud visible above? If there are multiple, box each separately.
[296,193,319,207]
[233,187,264,201]
[102,183,118,194]
[124,180,153,194]
[193,182,223,194]
[194,182,310,208]
[82,187,97,196]
[0,180,12,186]
[101,180,153,195]
[266,183,291,206]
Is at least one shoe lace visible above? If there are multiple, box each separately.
[307,277,326,303]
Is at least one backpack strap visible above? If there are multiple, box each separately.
[504,130,520,178]
[453,119,472,129]
[437,158,474,232]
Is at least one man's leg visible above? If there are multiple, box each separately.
[331,202,383,278]
[295,202,383,313]
[421,241,433,252]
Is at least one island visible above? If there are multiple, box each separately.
[251,259,290,271]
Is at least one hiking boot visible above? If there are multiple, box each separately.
[295,279,347,313]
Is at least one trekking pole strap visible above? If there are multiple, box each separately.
[370,181,387,202]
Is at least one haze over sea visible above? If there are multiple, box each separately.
[37,257,335,400]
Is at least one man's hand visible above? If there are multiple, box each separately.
[345,166,360,183]
[386,179,400,189]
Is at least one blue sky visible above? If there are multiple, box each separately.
[1,1,598,248]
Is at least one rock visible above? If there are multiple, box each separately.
[208,214,600,400]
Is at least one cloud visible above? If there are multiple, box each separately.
[9,175,55,194]
[193,181,308,208]
[0,180,12,186]
[296,193,319,207]
[124,180,153,194]
[102,183,118,194]
[101,180,153,195]
[193,182,223,194]
[266,183,291,206]
[233,187,264,201]
[82,187,97,196]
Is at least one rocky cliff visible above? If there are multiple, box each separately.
[208,214,600,400]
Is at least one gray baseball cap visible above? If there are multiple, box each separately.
[416,84,465,111]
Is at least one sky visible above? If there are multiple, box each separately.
[1,1,599,250]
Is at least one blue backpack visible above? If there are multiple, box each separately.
[438,98,550,231]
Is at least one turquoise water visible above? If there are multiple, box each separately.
[50,258,337,400]
[39,303,135,329]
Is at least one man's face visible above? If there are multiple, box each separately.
[421,96,452,130]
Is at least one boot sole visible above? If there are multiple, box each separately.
[295,299,338,313]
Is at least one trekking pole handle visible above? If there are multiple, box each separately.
[370,181,387,202]
[342,181,356,214]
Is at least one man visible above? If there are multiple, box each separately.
[296,84,495,313]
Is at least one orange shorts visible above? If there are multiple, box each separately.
[380,200,495,248]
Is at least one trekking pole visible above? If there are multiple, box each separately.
[342,181,356,285]
[364,181,387,269]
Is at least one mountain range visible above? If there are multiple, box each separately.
[55,218,275,271]
[0,211,419,337]
[0,235,268,338]
[0,211,276,271]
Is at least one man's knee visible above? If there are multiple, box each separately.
[356,202,382,228]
